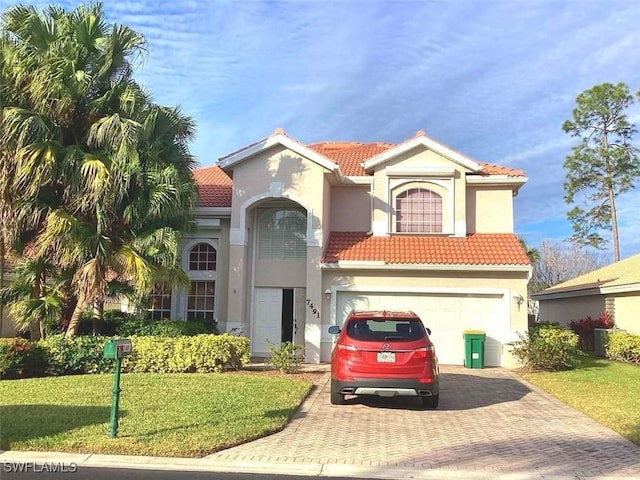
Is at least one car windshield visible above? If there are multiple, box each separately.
[346,318,426,342]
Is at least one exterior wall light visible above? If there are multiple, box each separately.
[324,288,332,300]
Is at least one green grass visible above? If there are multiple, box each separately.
[518,357,640,446]
[0,372,313,457]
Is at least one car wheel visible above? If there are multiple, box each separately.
[421,394,439,409]
[330,388,347,405]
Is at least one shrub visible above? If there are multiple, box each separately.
[267,341,303,373]
[512,326,584,371]
[606,331,640,365]
[569,311,615,352]
[38,334,113,375]
[102,310,218,337]
[122,334,250,373]
[0,338,48,379]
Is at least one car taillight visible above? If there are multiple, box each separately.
[414,345,435,358]
[337,344,358,351]
[336,344,359,361]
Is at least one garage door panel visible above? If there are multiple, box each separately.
[336,292,506,366]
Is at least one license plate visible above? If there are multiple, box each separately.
[377,352,396,363]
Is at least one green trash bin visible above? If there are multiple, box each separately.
[463,330,486,368]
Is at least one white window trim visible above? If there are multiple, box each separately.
[231,186,320,247]
[178,239,220,322]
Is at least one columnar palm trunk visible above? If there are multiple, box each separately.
[66,292,87,337]
[92,300,104,335]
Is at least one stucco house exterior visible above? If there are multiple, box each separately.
[533,253,640,334]
[151,129,531,366]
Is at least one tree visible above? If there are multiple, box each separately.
[562,82,640,261]
[1,4,197,336]
[531,240,608,293]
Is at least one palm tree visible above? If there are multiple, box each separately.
[1,4,197,336]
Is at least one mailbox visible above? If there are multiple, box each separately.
[103,339,132,359]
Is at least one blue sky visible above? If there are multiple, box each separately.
[5,0,640,258]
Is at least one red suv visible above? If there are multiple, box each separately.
[328,310,439,408]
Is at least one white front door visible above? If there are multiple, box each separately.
[253,288,283,355]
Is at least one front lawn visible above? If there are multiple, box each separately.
[0,372,314,457]
[518,357,640,446]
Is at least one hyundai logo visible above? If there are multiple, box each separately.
[381,343,392,350]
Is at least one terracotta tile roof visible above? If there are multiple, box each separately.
[323,232,531,265]
[307,142,395,176]
[192,166,232,207]
[475,162,526,177]
[195,135,525,206]
[307,142,525,177]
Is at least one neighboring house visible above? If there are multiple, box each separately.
[533,253,640,334]
[154,128,531,366]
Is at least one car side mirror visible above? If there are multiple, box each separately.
[328,325,341,335]
[426,327,432,335]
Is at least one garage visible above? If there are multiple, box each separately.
[335,290,508,366]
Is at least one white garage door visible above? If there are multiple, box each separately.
[336,292,507,366]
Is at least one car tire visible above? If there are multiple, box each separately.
[421,394,439,409]
[330,388,347,405]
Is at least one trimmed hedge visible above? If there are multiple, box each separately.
[39,335,113,375]
[0,338,48,379]
[122,334,250,373]
[512,325,584,371]
[606,331,640,365]
[1,333,250,379]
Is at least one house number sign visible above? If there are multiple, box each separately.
[306,299,320,319]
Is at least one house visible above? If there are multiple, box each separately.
[533,253,640,333]
[150,129,532,366]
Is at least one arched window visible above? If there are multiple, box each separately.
[257,208,307,259]
[189,243,217,271]
[396,188,443,233]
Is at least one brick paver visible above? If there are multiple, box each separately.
[207,366,640,477]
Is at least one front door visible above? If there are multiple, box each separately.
[253,288,283,355]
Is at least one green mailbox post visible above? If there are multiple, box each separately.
[463,330,486,369]
[103,339,132,438]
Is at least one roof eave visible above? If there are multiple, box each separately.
[362,135,482,173]
[218,133,341,174]
[322,262,531,273]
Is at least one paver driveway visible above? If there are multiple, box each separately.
[208,365,640,478]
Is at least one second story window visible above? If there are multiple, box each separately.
[257,208,307,259]
[189,243,217,271]
[396,188,443,233]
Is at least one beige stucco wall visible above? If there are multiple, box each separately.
[254,259,306,286]
[467,187,514,233]
[176,218,230,330]
[370,146,468,236]
[0,306,18,337]
[330,186,370,232]
[612,293,640,334]
[537,295,606,327]
[225,146,328,361]
[320,269,529,365]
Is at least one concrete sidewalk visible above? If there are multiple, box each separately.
[2,366,640,479]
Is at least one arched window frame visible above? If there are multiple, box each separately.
[179,239,220,324]
[390,180,452,234]
[188,242,217,271]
